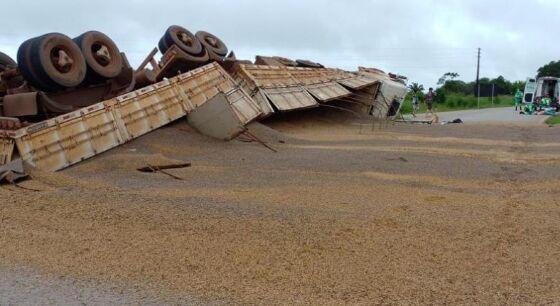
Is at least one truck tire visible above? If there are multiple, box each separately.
[17,36,58,92]
[74,31,123,80]
[29,33,87,90]
[195,31,228,57]
[159,26,203,56]
[0,51,16,71]
[158,37,169,55]
[0,51,25,88]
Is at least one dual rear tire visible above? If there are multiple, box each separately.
[18,33,86,92]
[17,31,122,92]
[158,25,203,56]
[159,26,229,62]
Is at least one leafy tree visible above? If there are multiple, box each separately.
[478,77,491,85]
[461,82,475,95]
[537,61,560,78]
[407,82,425,105]
[437,72,460,85]
[435,73,524,99]
[446,72,460,79]
[435,88,446,104]
[489,76,513,95]
[512,80,526,91]
[408,82,424,95]
[442,80,469,94]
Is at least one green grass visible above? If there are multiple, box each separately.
[401,93,515,114]
[545,116,560,125]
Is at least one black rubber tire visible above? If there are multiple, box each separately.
[17,38,39,86]
[17,36,58,92]
[74,31,123,80]
[0,51,25,89]
[30,33,87,90]
[195,31,228,57]
[0,51,16,71]
[158,37,169,55]
[296,59,324,68]
[159,26,203,56]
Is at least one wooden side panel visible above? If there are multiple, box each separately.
[176,63,236,109]
[305,82,351,102]
[231,67,276,117]
[113,79,186,140]
[225,88,262,125]
[262,87,318,111]
[0,138,14,165]
[240,65,300,88]
[285,67,331,85]
[14,103,123,171]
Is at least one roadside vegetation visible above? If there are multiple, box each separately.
[401,73,522,114]
[401,93,514,114]
[545,116,560,125]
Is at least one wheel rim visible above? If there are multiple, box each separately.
[205,37,218,48]
[50,46,74,73]
[177,31,195,48]
[91,42,112,67]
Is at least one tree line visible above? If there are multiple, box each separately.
[439,73,525,96]
[537,61,560,78]
[407,61,560,103]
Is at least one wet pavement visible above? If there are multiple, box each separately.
[409,107,549,124]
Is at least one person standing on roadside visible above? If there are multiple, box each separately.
[514,89,523,111]
[425,88,436,113]
[412,93,419,117]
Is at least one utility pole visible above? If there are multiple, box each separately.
[491,83,495,105]
[476,48,481,108]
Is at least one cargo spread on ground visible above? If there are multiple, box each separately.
[1,22,560,305]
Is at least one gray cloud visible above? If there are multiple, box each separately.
[1,0,558,88]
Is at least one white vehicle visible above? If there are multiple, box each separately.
[523,76,559,103]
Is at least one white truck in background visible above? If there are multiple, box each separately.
[523,76,559,104]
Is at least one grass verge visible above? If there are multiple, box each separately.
[545,116,560,126]
[401,93,514,114]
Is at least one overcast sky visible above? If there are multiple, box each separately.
[1,0,559,88]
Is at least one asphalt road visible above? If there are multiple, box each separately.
[0,266,193,306]
[410,107,549,124]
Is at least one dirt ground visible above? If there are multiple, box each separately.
[2,109,560,304]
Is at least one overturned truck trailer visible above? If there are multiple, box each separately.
[0,63,261,172]
[0,23,408,175]
[230,64,383,117]
[358,67,408,118]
